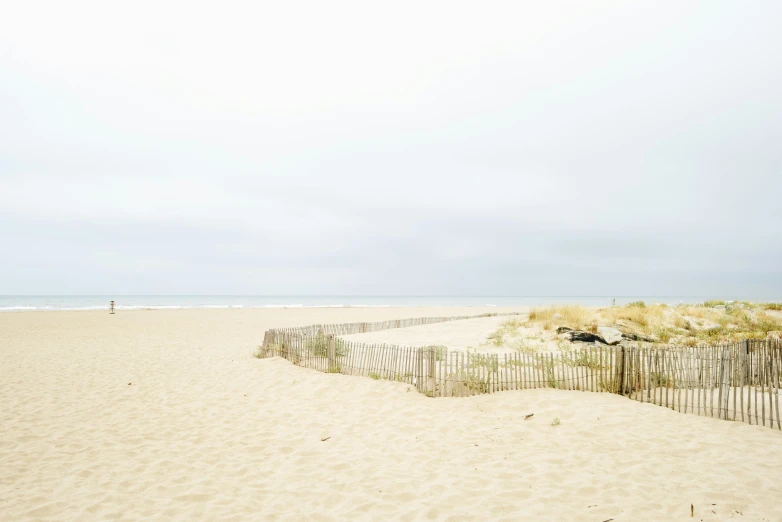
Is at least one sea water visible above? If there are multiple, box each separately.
[0,295,750,312]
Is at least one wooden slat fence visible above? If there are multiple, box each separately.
[622,339,781,429]
[263,312,517,338]
[258,316,781,430]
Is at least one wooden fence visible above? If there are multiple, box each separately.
[258,316,781,430]
[264,312,517,337]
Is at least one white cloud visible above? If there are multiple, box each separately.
[1,0,781,296]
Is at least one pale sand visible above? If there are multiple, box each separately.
[2,308,781,521]
[340,315,516,352]
[340,313,563,352]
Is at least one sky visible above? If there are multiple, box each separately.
[1,1,781,297]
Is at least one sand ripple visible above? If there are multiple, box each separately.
[2,308,781,521]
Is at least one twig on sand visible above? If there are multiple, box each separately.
[524,413,534,420]
[320,437,330,442]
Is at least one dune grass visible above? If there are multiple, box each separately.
[425,345,447,361]
[520,302,782,346]
[476,317,550,353]
[528,305,594,331]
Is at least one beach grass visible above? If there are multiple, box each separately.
[481,302,782,348]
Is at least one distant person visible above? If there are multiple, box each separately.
[110,300,115,314]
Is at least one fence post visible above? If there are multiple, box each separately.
[327,334,335,371]
[428,347,436,396]
[416,348,424,392]
[720,347,731,419]
[615,346,625,394]
[260,332,270,357]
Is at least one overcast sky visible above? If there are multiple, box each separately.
[1,1,780,297]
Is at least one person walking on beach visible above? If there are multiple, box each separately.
[110,300,115,314]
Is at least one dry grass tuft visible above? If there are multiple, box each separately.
[521,301,782,346]
[600,304,663,327]
[673,315,690,329]
[509,339,538,355]
[527,305,592,330]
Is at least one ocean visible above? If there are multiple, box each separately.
[0,295,752,312]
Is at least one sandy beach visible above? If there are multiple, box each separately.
[340,314,515,352]
[2,307,781,521]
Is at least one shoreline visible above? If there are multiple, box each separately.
[0,305,522,314]
[5,295,773,313]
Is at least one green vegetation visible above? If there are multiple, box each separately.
[510,339,538,355]
[369,372,380,380]
[425,345,447,361]
[486,330,504,346]
[254,342,285,359]
[457,370,490,394]
[305,332,347,357]
[306,332,329,356]
[650,372,671,387]
[558,344,602,369]
[479,318,550,353]
[550,417,560,426]
[482,319,527,347]
[543,360,558,388]
[469,351,499,372]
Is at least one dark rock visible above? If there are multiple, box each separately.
[620,331,655,343]
[557,326,609,344]
[568,331,608,344]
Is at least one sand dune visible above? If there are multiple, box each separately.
[2,308,781,521]
[340,314,513,352]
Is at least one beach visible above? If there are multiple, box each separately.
[2,307,781,521]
